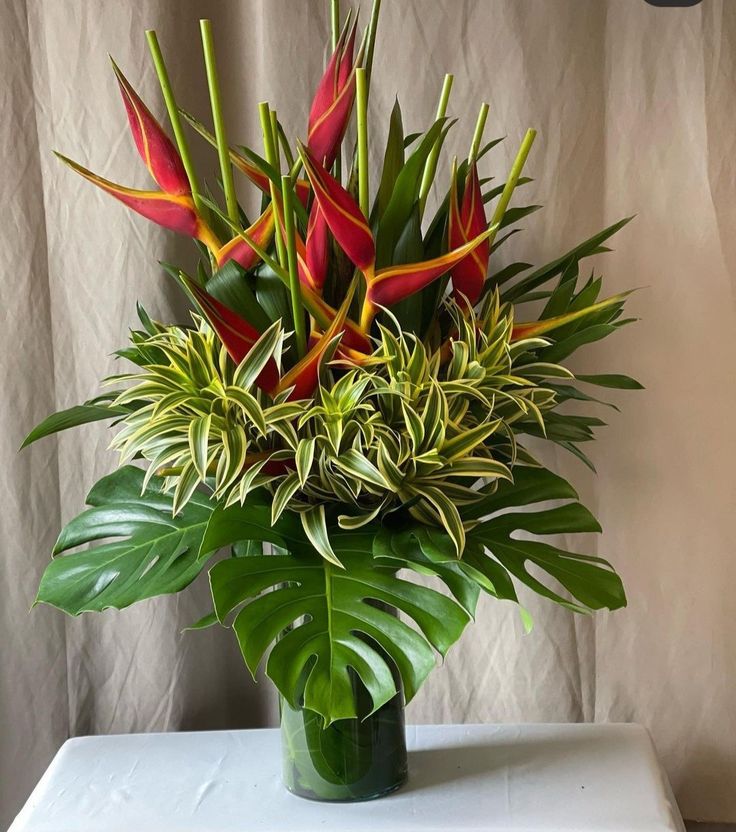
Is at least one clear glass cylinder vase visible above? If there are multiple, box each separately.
[280,685,408,802]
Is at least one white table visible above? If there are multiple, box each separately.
[10,723,685,832]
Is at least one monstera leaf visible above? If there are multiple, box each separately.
[373,526,482,616]
[36,466,218,614]
[36,466,311,616]
[207,525,472,724]
[38,461,623,726]
[462,465,626,613]
[378,465,625,623]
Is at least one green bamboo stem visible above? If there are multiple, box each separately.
[418,73,454,216]
[276,120,295,169]
[145,30,203,212]
[469,102,490,165]
[259,101,287,268]
[330,0,342,181]
[331,0,340,49]
[489,128,537,244]
[271,117,304,219]
[200,19,239,225]
[289,156,304,183]
[281,175,307,359]
[364,0,382,84]
[270,109,283,176]
[355,68,369,217]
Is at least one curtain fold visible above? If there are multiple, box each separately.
[1,0,734,825]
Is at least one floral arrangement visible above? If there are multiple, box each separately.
[25,3,638,728]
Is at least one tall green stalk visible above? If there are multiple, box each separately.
[330,0,340,50]
[200,19,239,225]
[281,175,307,360]
[364,0,382,84]
[418,73,454,217]
[489,128,537,243]
[356,68,369,217]
[331,0,342,182]
[270,110,283,177]
[259,101,287,268]
[469,102,490,165]
[145,30,203,213]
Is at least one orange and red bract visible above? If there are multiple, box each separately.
[336,18,358,88]
[268,193,369,357]
[55,154,219,250]
[216,204,276,271]
[363,227,496,325]
[271,208,370,354]
[228,147,311,207]
[304,202,330,293]
[449,162,490,307]
[307,16,360,168]
[276,283,356,401]
[270,192,323,293]
[111,61,190,197]
[296,234,319,292]
[299,144,375,273]
[308,291,372,354]
[56,63,220,252]
[300,146,498,329]
[184,278,280,394]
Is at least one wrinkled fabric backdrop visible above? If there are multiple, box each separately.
[2,0,735,826]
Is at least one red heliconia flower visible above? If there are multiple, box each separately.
[308,291,372,354]
[268,195,368,356]
[270,191,325,295]
[216,205,275,271]
[55,153,219,251]
[276,283,355,400]
[111,60,190,196]
[299,144,375,273]
[307,16,360,168]
[304,201,329,293]
[362,226,495,327]
[449,161,490,307]
[228,147,311,207]
[56,64,219,252]
[299,145,496,331]
[183,277,280,394]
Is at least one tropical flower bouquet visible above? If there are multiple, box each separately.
[24,0,640,803]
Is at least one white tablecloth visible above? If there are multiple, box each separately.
[10,723,686,831]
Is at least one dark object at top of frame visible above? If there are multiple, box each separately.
[644,0,702,7]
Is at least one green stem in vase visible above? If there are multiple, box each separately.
[259,101,288,268]
[356,68,369,217]
[281,174,307,359]
[145,29,203,213]
[418,72,454,216]
[200,19,239,225]
[469,101,490,165]
[489,128,536,244]
[364,0,382,84]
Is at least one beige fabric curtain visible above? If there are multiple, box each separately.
[2,0,734,825]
